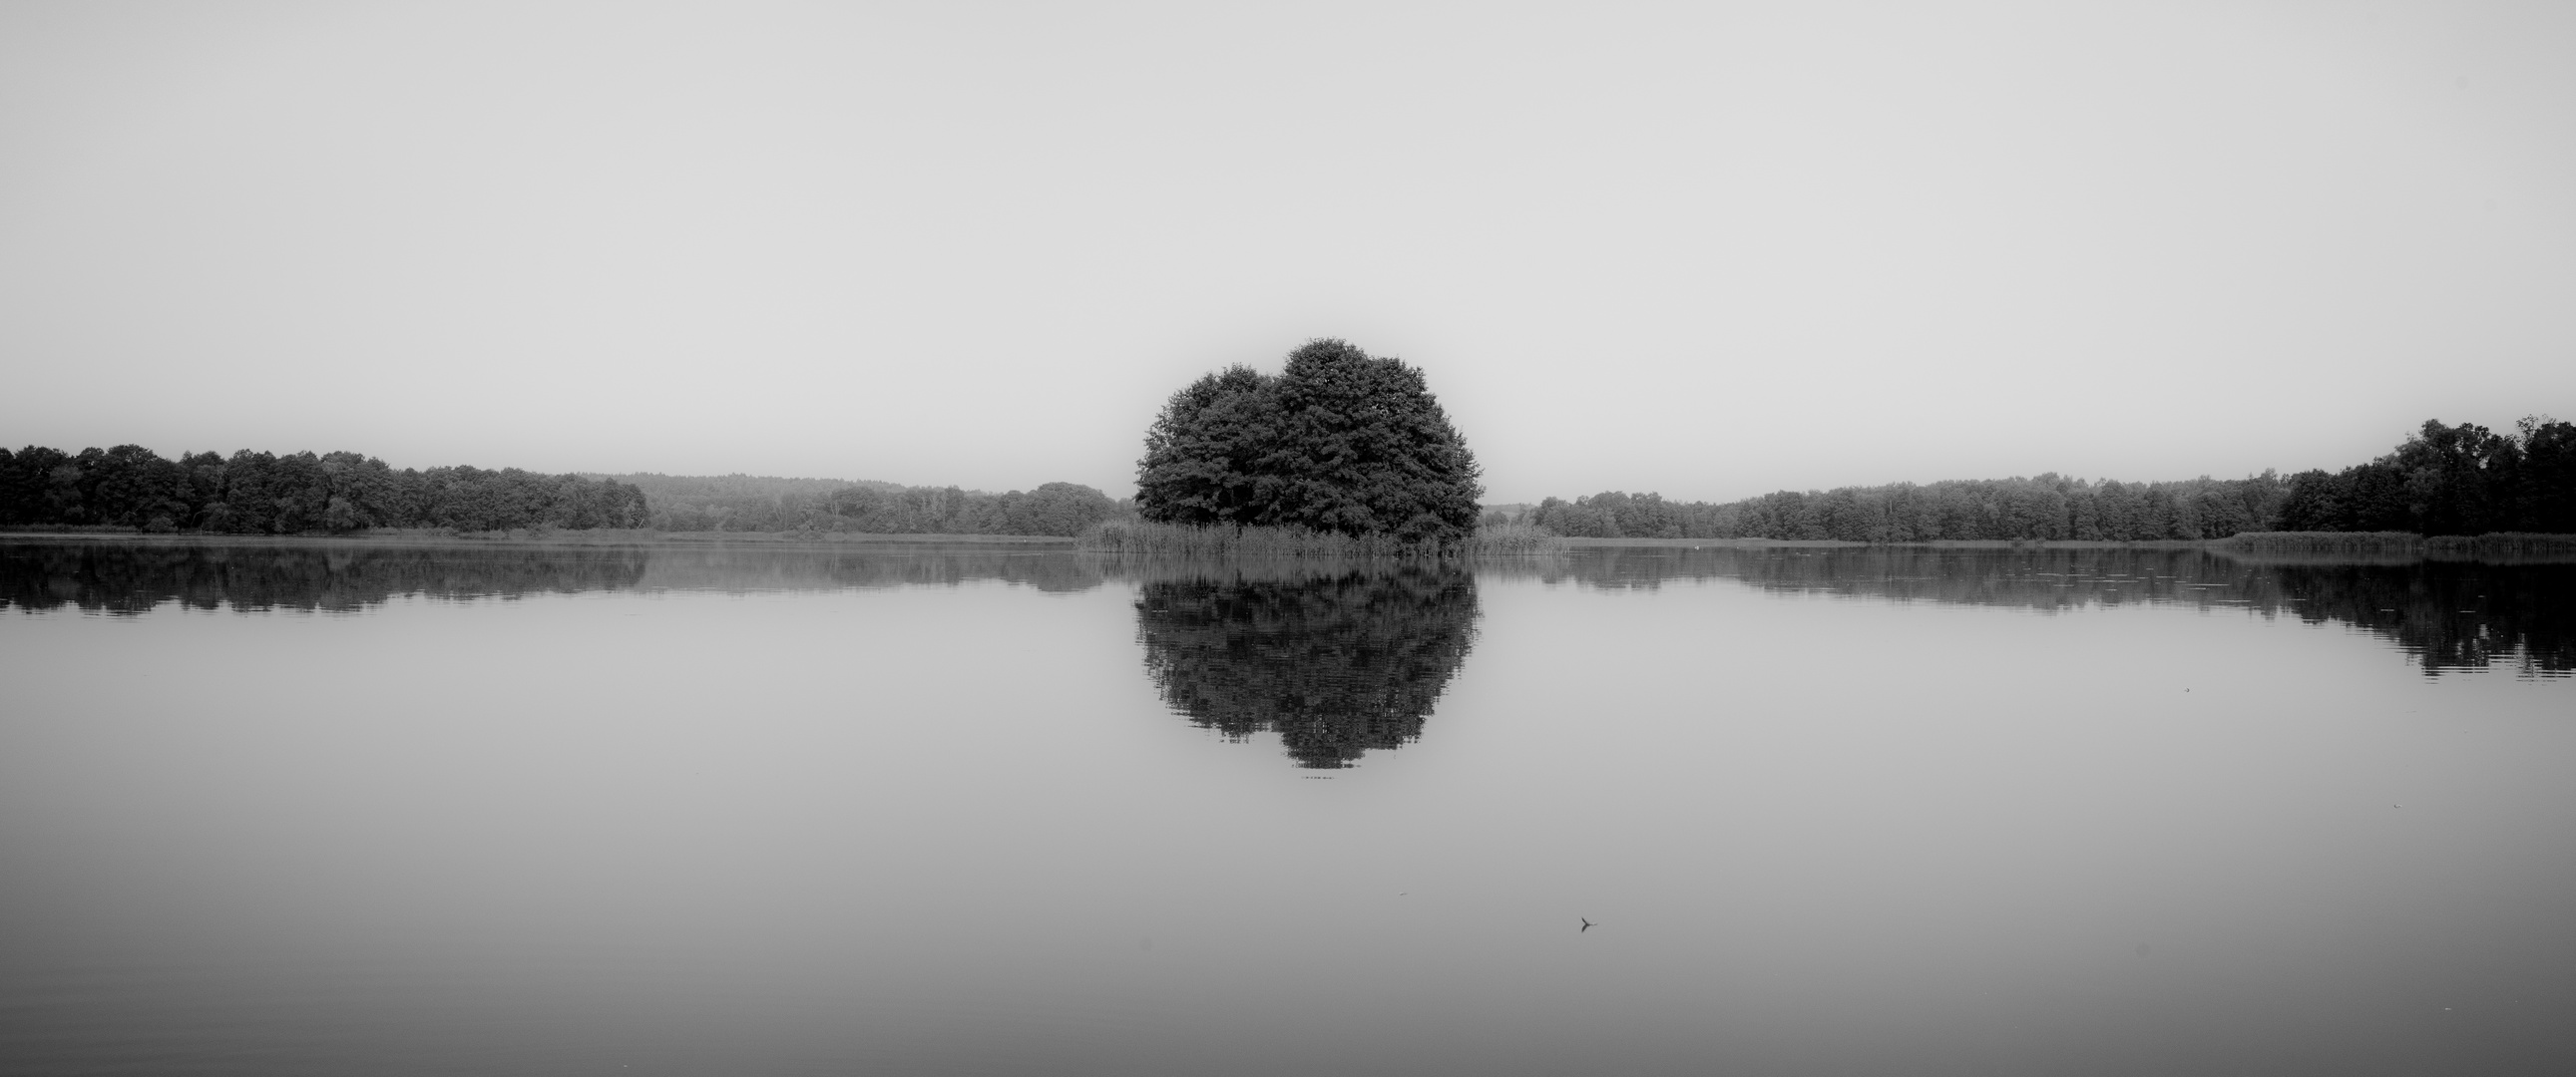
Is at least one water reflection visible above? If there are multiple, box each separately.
[4,537,2568,1075]
[0,539,1099,614]
[7,538,2566,678]
[0,540,652,613]
[1534,545,2576,677]
[635,543,1101,593]
[1131,562,1480,768]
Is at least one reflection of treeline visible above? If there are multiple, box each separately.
[601,473,1124,537]
[0,541,1114,614]
[1519,417,2576,541]
[2259,559,2575,675]
[0,541,652,614]
[1134,564,1480,768]
[2,445,649,534]
[1523,545,2573,677]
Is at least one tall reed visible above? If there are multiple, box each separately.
[2213,531,2422,552]
[2423,532,2576,554]
[2217,531,2576,555]
[1075,520,1567,557]
[1463,522,1568,554]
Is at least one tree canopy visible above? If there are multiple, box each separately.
[1135,339,1483,544]
[2275,417,2576,536]
[0,445,1119,538]
[0,445,649,535]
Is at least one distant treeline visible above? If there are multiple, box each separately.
[1,445,648,534]
[0,444,1122,538]
[1517,418,2576,541]
[604,472,1123,537]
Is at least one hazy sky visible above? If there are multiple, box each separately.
[3,2,2571,502]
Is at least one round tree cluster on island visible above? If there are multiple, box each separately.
[1134,339,1484,545]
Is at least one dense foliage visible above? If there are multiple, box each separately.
[1521,417,2576,541]
[0,445,648,534]
[2276,417,2576,536]
[0,445,1117,538]
[610,473,1121,536]
[1136,339,1483,544]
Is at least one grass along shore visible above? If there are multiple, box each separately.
[14,527,2571,556]
[1075,521,1566,557]
[2213,531,2576,554]
[0,528,1073,547]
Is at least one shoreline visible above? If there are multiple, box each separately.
[1558,537,2217,549]
[0,529,1076,548]
[10,531,2571,559]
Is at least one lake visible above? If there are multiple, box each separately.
[3,538,2572,1076]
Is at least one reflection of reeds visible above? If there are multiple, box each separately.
[1076,520,1568,557]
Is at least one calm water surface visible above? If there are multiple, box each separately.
[3,538,2572,1076]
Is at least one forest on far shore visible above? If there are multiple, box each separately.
[11,416,2568,542]
[599,473,1121,537]
[0,445,648,534]
[0,444,1123,538]
[1511,418,2576,542]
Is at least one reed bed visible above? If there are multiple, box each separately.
[2422,532,2576,554]
[2214,531,2424,552]
[2217,531,2576,555]
[1078,521,1404,556]
[1075,520,1567,557]
[1086,553,1419,586]
[1463,523,1568,554]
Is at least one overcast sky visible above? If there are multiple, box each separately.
[3,2,2571,503]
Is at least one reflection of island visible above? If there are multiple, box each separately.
[1517,545,2575,678]
[0,539,1108,614]
[1134,564,1480,768]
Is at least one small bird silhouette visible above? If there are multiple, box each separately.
[1580,918,1594,931]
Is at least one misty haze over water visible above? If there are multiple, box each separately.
[3,538,2571,1075]
[9,3,2576,1073]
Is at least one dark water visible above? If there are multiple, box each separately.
[2,538,2571,1075]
